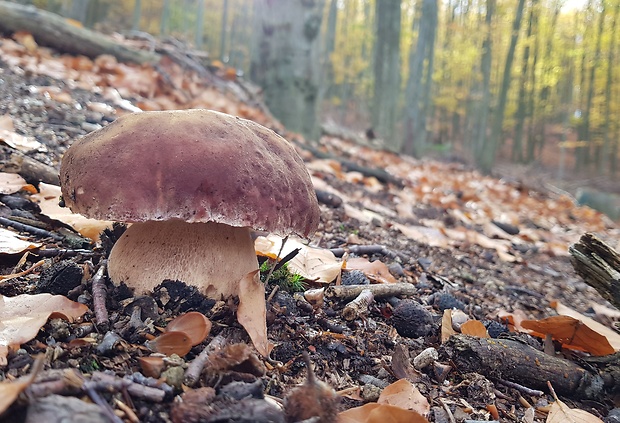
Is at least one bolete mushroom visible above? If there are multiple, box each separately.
[59,109,320,301]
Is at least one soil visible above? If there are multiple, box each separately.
[0,35,619,423]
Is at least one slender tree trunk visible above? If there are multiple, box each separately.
[160,0,170,35]
[603,2,620,174]
[526,0,540,162]
[132,0,142,31]
[219,0,229,60]
[250,0,325,141]
[372,0,401,147]
[481,0,526,173]
[470,0,495,168]
[317,0,338,119]
[195,0,205,49]
[402,0,439,156]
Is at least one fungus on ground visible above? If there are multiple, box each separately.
[59,109,320,354]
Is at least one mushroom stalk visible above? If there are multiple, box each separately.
[108,220,259,298]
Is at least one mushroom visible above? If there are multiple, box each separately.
[60,109,320,302]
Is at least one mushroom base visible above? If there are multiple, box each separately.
[108,220,259,298]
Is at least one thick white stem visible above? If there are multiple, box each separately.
[108,220,259,298]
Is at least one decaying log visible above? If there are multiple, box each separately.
[0,145,59,185]
[0,1,159,65]
[569,233,620,310]
[441,335,605,399]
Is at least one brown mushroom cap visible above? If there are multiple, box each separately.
[60,109,319,237]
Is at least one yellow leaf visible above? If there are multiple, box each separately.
[237,270,273,357]
[547,398,603,423]
[378,379,430,416]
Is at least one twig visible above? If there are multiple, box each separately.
[84,383,124,423]
[0,216,63,241]
[89,372,167,402]
[184,333,228,387]
[0,259,45,283]
[325,283,416,301]
[34,248,97,258]
[497,379,544,397]
[263,236,288,285]
[91,260,109,330]
[114,398,140,423]
[342,289,374,321]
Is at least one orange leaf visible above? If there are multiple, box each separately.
[460,320,490,338]
[166,311,211,346]
[148,331,192,357]
[338,403,429,423]
[521,316,614,356]
[345,257,397,284]
[441,309,456,343]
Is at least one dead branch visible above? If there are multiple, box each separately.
[325,283,416,302]
[569,233,620,310]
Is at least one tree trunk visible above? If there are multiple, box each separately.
[372,0,401,147]
[250,0,325,141]
[316,0,338,124]
[402,0,439,156]
[160,0,170,35]
[526,0,540,162]
[470,0,495,167]
[195,0,206,49]
[132,0,142,31]
[219,0,229,60]
[602,1,619,175]
[481,0,526,173]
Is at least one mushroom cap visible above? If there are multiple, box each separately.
[60,109,320,237]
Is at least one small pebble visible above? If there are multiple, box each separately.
[413,347,438,370]
[361,384,381,402]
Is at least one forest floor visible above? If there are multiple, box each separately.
[0,32,619,423]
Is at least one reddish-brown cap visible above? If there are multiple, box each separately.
[60,109,320,237]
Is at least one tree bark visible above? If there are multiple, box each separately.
[250,0,325,141]
[372,0,401,147]
[569,233,620,310]
[0,1,158,65]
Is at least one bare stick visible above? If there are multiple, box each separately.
[184,333,228,387]
[325,283,416,301]
[342,289,374,321]
[92,260,109,330]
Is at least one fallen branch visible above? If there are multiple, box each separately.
[325,283,416,301]
[0,1,159,64]
[569,233,620,310]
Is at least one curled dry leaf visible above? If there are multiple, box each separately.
[255,234,342,283]
[441,309,457,343]
[165,311,211,346]
[0,227,41,255]
[32,183,113,241]
[209,343,266,377]
[0,293,88,365]
[139,356,165,378]
[147,331,192,357]
[460,320,490,338]
[338,403,429,423]
[0,115,46,152]
[237,270,273,356]
[377,379,430,416]
[0,354,44,414]
[0,172,32,195]
[521,315,615,356]
[345,257,397,284]
[551,301,620,351]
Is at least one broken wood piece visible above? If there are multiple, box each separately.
[441,334,605,399]
[0,2,159,65]
[569,233,620,310]
[325,283,416,301]
[184,332,228,387]
[91,260,109,330]
[342,289,373,321]
[0,145,59,185]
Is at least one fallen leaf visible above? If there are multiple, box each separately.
[547,398,603,423]
[237,270,273,356]
[0,293,88,365]
[551,301,620,351]
[0,115,46,152]
[0,354,43,414]
[378,379,430,416]
[255,235,342,283]
[338,403,429,423]
[441,309,457,343]
[521,315,615,356]
[0,227,41,254]
[32,183,113,241]
[148,331,192,356]
[460,320,490,338]
[0,172,31,194]
[345,257,397,284]
[165,311,211,346]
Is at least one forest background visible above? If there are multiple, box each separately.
[9,0,620,216]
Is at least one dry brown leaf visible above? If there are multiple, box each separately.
[521,316,615,356]
[393,224,451,249]
[345,257,397,284]
[547,398,603,423]
[165,311,211,346]
[148,331,192,356]
[0,354,43,414]
[338,403,429,423]
[32,183,113,241]
[255,235,342,283]
[0,227,41,254]
[460,320,490,338]
[441,309,457,343]
[0,293,88,365]
[378,379,430,416]
[0,172,30,194]
[552,301,620,351]
[139,356,165,378]
[237,270,273,357]
[0,115,46,152]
